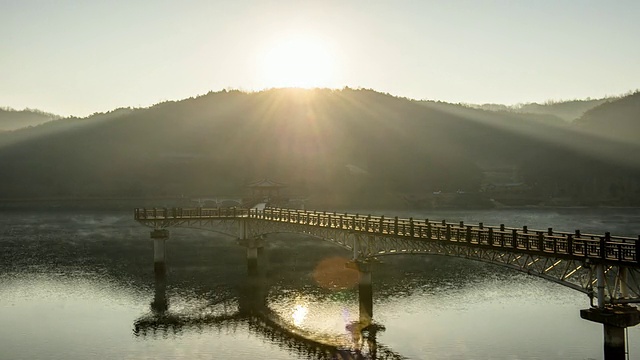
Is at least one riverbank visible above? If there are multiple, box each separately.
[2,194,640,212]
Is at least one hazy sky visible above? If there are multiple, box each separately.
[2,0,639,117]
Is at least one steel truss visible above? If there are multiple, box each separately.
[247,220,640,305]
[245,218,356,253]
[355,232,640,305]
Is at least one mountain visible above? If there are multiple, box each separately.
[472,97,611,122]
[522,92,640,205]
[574,91,640,146]
[0,108,60,131]
[0,88,638,208]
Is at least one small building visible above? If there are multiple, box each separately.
[245,179,287,204]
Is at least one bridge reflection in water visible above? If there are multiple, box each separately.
[135,206,640,360]
[133,247,401,360]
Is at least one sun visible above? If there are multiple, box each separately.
[260,36,335,88]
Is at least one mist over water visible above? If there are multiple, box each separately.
[1,208,639,359]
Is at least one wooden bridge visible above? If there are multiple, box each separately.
[134,206,640,360]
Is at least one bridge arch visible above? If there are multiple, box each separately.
[160,222,601,298]
[167,226,239,239]
[245,222,640,306]
[246,230,354,253]
[225,226,594,298]
[246,226,598,297]
[372,250,593,295]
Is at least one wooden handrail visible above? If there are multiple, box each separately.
[134,206,640,264]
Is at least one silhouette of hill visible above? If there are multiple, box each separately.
[0,88,638,207]
[472,97,611,122]
[0,108,60,131]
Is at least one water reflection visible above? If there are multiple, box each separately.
[292,303,309,326]
[134,259,404,360]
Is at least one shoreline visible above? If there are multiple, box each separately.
[2,196,640,212]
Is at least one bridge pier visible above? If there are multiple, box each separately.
[359,265,373,325]
[236,219,265,276]
[239,239,267,315]
[247,246,259,276]
[347,260,373,325]
[151,270,168,313]
[239,268,267,315]
[150,229,169,276]
[581,305,640,360]
[580,264,640,360]
[149,229,169,313]
[240,237,265,277]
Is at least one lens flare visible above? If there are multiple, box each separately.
[312,256,359,290]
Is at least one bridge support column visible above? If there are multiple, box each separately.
[359,268,373,325]
[346,255,374,326]
[247,246,259,276]
[604,325,625,360]
[151,270,168,313]
[239,237,267,315]
[347,261,373,325]
[581,306,640,360]
[150,229,169,276]
[239,236,264,277]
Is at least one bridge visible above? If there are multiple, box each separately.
[134,206,640,360]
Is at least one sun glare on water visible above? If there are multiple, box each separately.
[292,303,309,326]
[261,36,336,89]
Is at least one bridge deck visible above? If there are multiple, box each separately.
[134,207,640,267]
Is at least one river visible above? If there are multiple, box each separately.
[1,207,639,360]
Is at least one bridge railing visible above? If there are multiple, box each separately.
[134,206,640,265]
[253,207,640,265]
[134,207,251,220]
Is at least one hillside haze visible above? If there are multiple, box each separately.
[472,97,612,122]
[1,88,639,207]
[0,108,60,132]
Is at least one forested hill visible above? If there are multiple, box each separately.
[522,91,640,205]
[472,97,611,122]
[0,88,638,207]
[0,108,60,131]
[574,92,640,145]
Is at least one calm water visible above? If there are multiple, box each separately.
[1,207,640,360]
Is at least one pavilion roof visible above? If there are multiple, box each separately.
[246,179,287,188]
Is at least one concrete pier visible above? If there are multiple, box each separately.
[359,268,373,324]
[603,325,625,360]
[347,260,373,325]
[239,237,264,276]
[581,306,640,360]
[150,229,169,275]
[151,271,168,313]
[239,242,267,314]
[247,246,259,276]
